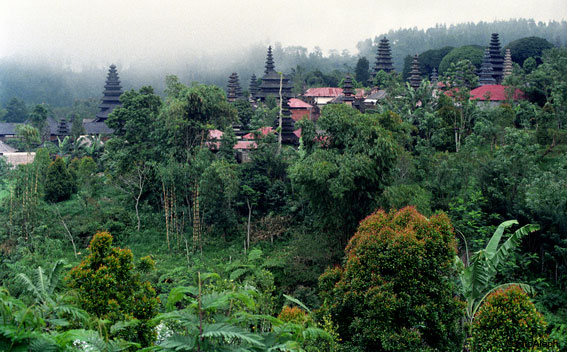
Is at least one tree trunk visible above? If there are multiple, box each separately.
[246,198,252,251]
[277,73,283,155]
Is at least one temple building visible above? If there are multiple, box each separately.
[256,46,293,101]
[227,72,243,102]
[249,74,259,100]
[370,37,395,84]
[94,64,123,122]
[255,46,298,144]
[430,68,439,86]
[408,55,422,90]
[488,33,504,84]
[503,49,513,79]
[479,48,497,86]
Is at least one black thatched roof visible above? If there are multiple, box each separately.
[0,123,17,135]
[83,121,114,135]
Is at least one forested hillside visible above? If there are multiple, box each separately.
[1,22,567,352]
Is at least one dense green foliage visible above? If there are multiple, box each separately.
[439,45,484,74]
[44,157,76,203]
[506,36,555,65]
[66,232,159,346]
[319,207,464,351]
[471,285,553,351]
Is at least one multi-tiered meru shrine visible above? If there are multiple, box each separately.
[251,46,298,145]
[94,64,123,122]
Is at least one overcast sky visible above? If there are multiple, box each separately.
[1,0,565,67]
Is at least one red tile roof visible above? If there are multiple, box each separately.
[242,127,274,140]
[304,87,343,97]
[470,85,525,101]
[289,98,313,109]
[303,87,366,99]
[234,141,257,150]
[208,129,224,139]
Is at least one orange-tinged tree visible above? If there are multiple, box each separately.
[319,207,464,351]
[66,232,159,347]
[471,285,554,352]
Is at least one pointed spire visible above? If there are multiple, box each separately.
[371,37,395,81]
[342,74,355,103]
[249,74,259,100]
[430,68,439,86]
[479,48,496,86]
[488,33,504,84]
[227,72,242,102]
[256,46,293,102]
[503,48,513,79]
[95,64,123,122]
[265,46,275,74]
[408,55,422,89]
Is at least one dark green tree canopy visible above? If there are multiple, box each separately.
[403,46,454,80]
[506,36,554,66]
[354,56,370,84]
[439,45,484,74]
[44,157,76,203]
[289,104,398,240]
[2,97,28,122]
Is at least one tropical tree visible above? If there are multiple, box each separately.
[2,97,28,123]
[66,232,160,347]
[471,285,552,352]
[15,124,40,152]
[319,207,465,351]
[289,104,398,243]
[44,157,76,203]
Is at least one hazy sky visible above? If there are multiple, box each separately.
[1,0,565,67]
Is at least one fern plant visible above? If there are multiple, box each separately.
[153,272,331,351]
[17,260,89,330]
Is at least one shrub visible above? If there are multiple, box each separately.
[471,285,554,351]
[319,207,465,351]
[44,156,75,202]
[66,232,159,347]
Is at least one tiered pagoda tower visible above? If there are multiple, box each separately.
[57,118,69,136]
[370,37,394,84]
[503,48,513,79]
[95,64,123,122]
[227,72,242,102]
[249,74,259,100]
[479,48,496,86]
[342,74,355,105]
[488,33,504,84]
[256,46,293,101]
[408,55,422,90]
[430,68,439,86]
[255,46,297,144]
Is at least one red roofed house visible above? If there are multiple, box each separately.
[288,98,314,121]
[469,85,525,108]
[242,127,274,140]
[303,88,365,107]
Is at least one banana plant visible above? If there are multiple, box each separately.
[459,220,539,324]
